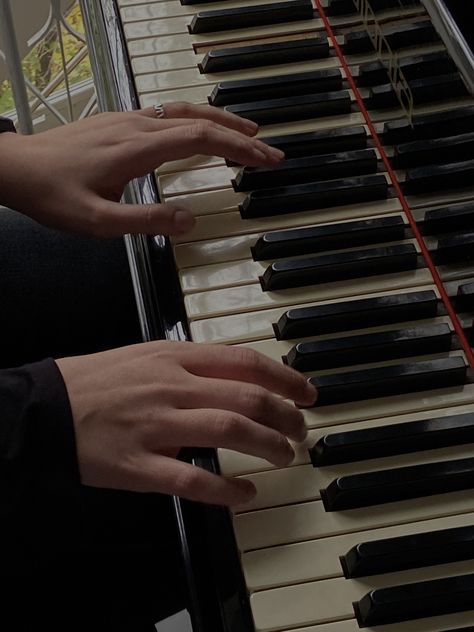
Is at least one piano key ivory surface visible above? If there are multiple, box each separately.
[101,0,474,629]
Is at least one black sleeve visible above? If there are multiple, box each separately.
[0,359,82,569]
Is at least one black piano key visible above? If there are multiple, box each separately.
[434,233,474,265]
[344,20,438,55]
[188,0,314,34]
[392,132,474,169]
[367,73,467,110]
[309,356,467,408]
[458,282,474,310]
[323,451,474,511]
[384,19,438,49]
[403,159,474,195]
[341,525,474,578]
[233,149,378,191]
[423,202,474,235]
[357,51,456,87]
[252,215,406,260]
[382,106,474,144]
[274,290,438,339]
[227,125,368,166]
[257,126,367,160]
[209,68,343,107]
[261,243,418,291]
[286,323,451,371]
[310,411,474,467]
[225,90,351,126]
[199,36,329,73]
[354,573,474,626]
[240,174,388,219]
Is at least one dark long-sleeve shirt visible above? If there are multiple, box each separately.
[0,359,81,572]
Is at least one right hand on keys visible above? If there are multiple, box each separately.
[56,341,317,506]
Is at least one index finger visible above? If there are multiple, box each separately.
[180,344,317,407]
[139,102,259,137]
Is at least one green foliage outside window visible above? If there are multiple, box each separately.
[0,3,91,114]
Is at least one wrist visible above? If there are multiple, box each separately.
[0,131,31,209]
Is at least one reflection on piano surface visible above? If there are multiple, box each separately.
[82,0,474,629]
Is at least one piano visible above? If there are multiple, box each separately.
[80,0,474,629]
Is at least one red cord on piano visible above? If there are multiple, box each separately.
[314,0,474,368]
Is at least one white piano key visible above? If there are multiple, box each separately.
[123,15,190,38]
[173,198,403,243]
[242,511,474,589]
[174,210,404,268]
[234,489,474,551]
[159,164,236,197]
[157,154,223,176]
[132,50,198,75]
[290,612,474,632]
[235,437,474,513]
[178,237,417,293]
[250,559,474,631]
[135,56,342,93]
[181,257,265,292]
[189,280,435,344]
[184,268,432,320]
[238,316,452,362]
[128,33,194,56]
[302,383,474,431]
[218,400,474,477]
[124,17,319,45]
[120,0,297,22]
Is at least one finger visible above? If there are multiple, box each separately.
[139,102,259,137]
[133,454,256,506]
[186,376,307,443]
[92,199,195,237]
[147,409,295,468]
[180,344,317,407]
[145,124,284,167]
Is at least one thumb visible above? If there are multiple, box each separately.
[99,200,196,236]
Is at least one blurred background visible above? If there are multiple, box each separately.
[0,0,96,133]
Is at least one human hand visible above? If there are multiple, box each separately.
[56,341,317,506]
[0,102,283,237]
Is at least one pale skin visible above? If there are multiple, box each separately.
[1,102,317,506]
[0,102,284,237]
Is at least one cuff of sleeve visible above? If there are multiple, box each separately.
[27,357,81,494]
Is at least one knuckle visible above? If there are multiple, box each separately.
[233,346,262,371]
[174,467,201,496]
[242,385,268,418]
[188,120,213,142]
[176,101,191,116]
[214,413,242,440]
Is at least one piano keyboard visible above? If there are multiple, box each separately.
[112,0,474,629]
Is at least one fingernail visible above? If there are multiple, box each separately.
[244,119,259,134]
[283,443,296,465]
[238,479,257,501]
[270,147,285,160]
[174,210,195,233]
[297,422,308,442]
[306,381,318,405]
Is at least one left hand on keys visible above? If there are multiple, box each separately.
[0,102,284,237]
